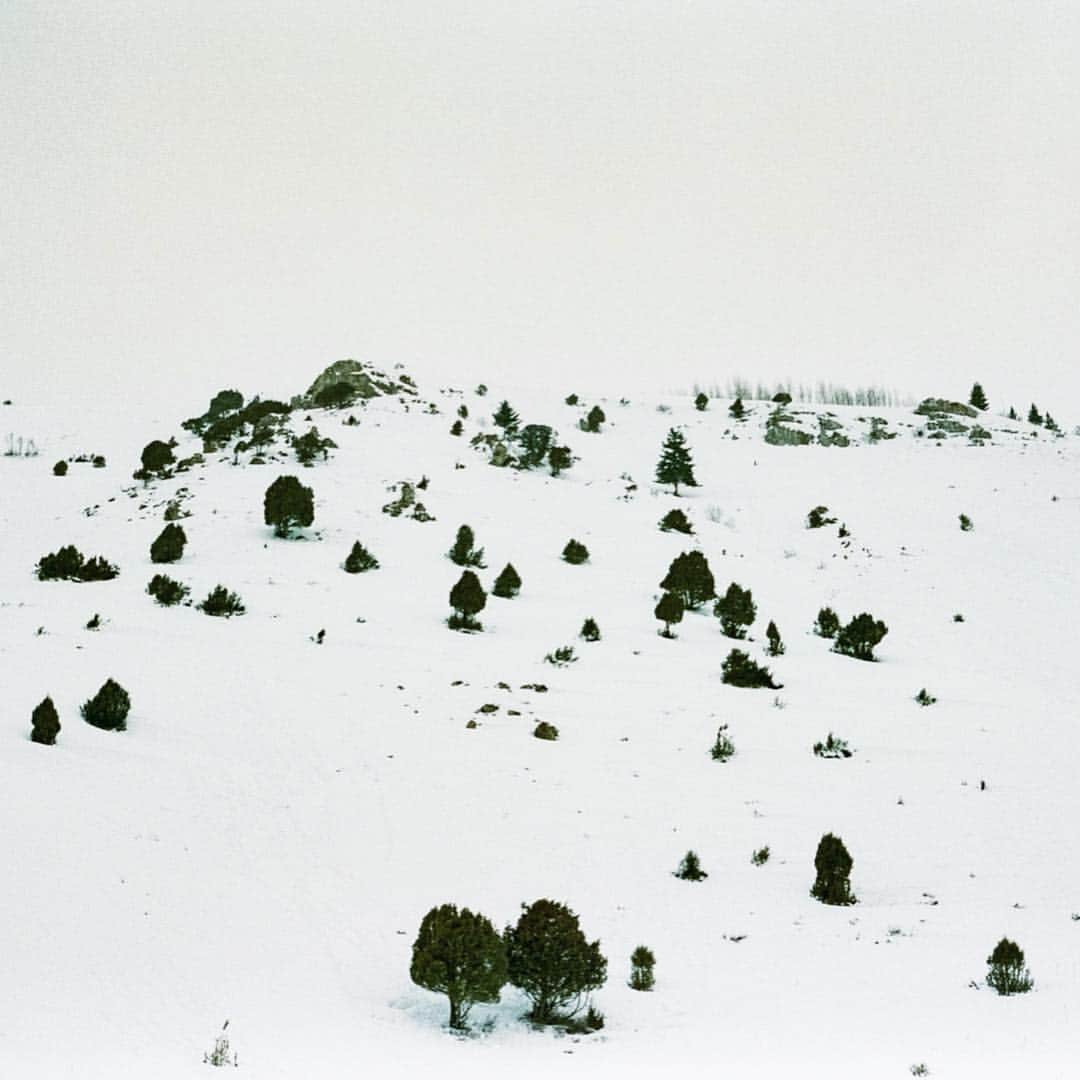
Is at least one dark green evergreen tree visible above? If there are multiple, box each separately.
[493,400,520,435]
[505,899,608,1023]
[410,904,508,1029]
[655,591,684,637]
[292,426,337,465]
[694,392,709,411]
[31,696,61,745]
[713,582,756,638]
[969,383,988,410]
[658,508,693,534]
[140,439,175,476]
[1028,403,1042,425]
[765,620,785,656]
[518,424,554,468]
[729,397,746,420]
[150,523,187,564]
[450,419,464,436]
[1007,406,1017,420]
[548,446,574,476]
[208,388,243,417]
[492,563,522,598]
[629,946,656,990]
[659,551,715,610]
[674,850,707,881]
[562,539,589,564]
[986,938,1033,995]
[806,505,836,529]
[53,460,68,476]
[344,542,379,573]
[147,574,189,606]
[581,405,606,433]
[655,428,696,495]
[580,617,601,642]
[722,648,780,688]
[263,475,314,537]
[81,678,131,732]
[448,525,486,568]
[811,833,855,905]
[814,607,840,638]
[833,613,888,661]
[1044,412,1059,432]
[449,570,487,630]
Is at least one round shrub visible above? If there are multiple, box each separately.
[81,679,131,732]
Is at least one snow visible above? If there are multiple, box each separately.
[2,383,1078,1078]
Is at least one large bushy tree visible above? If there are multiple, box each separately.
[140,439,175,477]
[264,475,314,538]
[833,613,888,661]
[81,679,131,732]
[150,523,187,564]
[410,904,507,1029]
[505,899,607,1023]
[660,551,715,610]
[713,582,756,638]
[449,570,486,631]
[655,428,696,495]
[986,938,1033,995]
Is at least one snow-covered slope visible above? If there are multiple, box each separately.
[2,378,1078,1079]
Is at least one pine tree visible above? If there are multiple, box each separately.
[263,475,315,537]
[765,620,785,656]
[1044,412,1059,432]
[674,850,707,881]
[811,833,855,905]
[548,446,574,476]
[580,617,601,642]
[150,523,187,564]
[1007,406,1017,420]
[448,525,486,568]
[505,899,608,1023]
[344,542,379,573]
[518,424,554,468]
[31,696,61,745]
[492,400,520,435]
[814,607,840,638]
[655,591,684,637]
[629,946,656,991]
[492,563,522,598]
[562,539,589,564]
[833,613,888,661]
[713,582,756,638]
[729,397,746,420]
[969,383,988,410]
[660,551,715,610]
[450,419,464,436]
[655,428,696,495]
[694,392,709,412]
[986,938,1033,995]
[410,904,508,1029]
[1028,403,1043,425]
[449,570,487,631]
[581,405,606,433]
[81,679,131,732]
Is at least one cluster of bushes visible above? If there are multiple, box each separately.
[813,607,887,660]
[30,679,132,744]
[183,391,291,451]
[36,546,118,582]
[410,899,607,1030]
[479,400,575,476]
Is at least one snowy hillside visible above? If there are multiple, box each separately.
[3,371,1079,1079]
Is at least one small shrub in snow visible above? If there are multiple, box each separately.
[813,733,853,759]
[80,556,120,582]
[544,645,577,667]
[814,606,840,638]
[674,850,707,881]
[953,613,965,623]
[959,513,973,532]
[751,846,770,866]
[533,721,559,741]
[31,696,61,745]
[565,393,579,406]
[492,563,522,598]
[292,426,337,465]
[448,525,486,568]
[729,397,746,420]
[655,591,684,637]
[710,724,735,762]
[629,946,656,991]
[147,574,189,606]
[81,678,130,732]
[198,586,246,617]
[579,618,600,642]
[547,445,574,476]
[562,539,589,565]
[344,542,379,573]
[833,613,888,661]
[150,523,186,564]
[806,505,836,529]
[658,508,693,534]
[580,405,605,433]
[915,688,937,707]
[449,570,486,631]
[85,613,101,630]
[694,392,708,411]
[722,649,779,689]
[203,1021,237,1067]
[53,460,67,476]
[450,419,464,436]
[986,938,1033,995]
[713,582,756,638]
[765,620,785,656]
[811,833,855,906]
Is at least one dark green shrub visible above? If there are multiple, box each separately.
[448,525,486,568]
[534,721,559,741]
[492,563,521,598]
[959,513,973,532]
[544,645,577,666]
[660,551,715,610]
[150,523,187,564]
[674,850,707,881]
[722,648,780,689]
[806,505,836,529]
[629,946,655,991]
[969,383,988,411]
[457,403,469,418]
[31,696,61,745]
[81,678,130,732]
[713,582,756,637]
[493,400,520,434]
[986,938,1033,995]
[813,733,853,758]
[449,570,486,631]
[814,607,840,638]
[450,419,464,436]
[140,439,175,476]
[658,508,693,534]
[655,591,684,637]
[208,388,244,417]
[198,586,246,617]
[518,424,554,468]
[410,904,507,1029]
[765,620,785,656]
[565,393,579,406]
[655,428,696,495]
[53,460,67,476]
[547,445,574,476]
[915,688,936,707]
[710,724,735,761]
[344,542,379,573]
[580,405,605,433]
[811,833,855,905]
[729,397,746,419]
[562,539,589,565]
[579,618,600,642]
[147,574,189,606]
[263,475,314,537]
[751,846,770,866]
[834,613,888,661]
[505,899,607,1023]
[694,392,708,411]
[79,556,119,582]
[36,545,85,581]
[1027,403,1042,425]
[292,426,337,465]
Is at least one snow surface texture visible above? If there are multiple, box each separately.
[2,380,1077,1079]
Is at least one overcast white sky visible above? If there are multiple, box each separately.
[3,2,1079,418]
